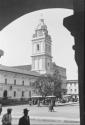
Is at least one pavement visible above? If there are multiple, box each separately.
[0,102,80,125]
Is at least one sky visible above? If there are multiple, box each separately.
[0,9,78,80]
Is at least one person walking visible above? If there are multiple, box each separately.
[2,108,12,125]
[18,108,30,125]
[0,103,2,115]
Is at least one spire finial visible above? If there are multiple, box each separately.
[40,13,44,23]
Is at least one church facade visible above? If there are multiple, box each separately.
[0,19,67,100]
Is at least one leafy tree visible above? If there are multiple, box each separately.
[51,70,67,98]
[32,75,53,97]
[32,70,66,98]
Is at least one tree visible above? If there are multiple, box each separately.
[32,70,66,98]
[32,75,53,97]
[52,70,67,98]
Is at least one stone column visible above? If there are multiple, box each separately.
[63,0,84,124]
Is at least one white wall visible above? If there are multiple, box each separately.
[0,70,37,99]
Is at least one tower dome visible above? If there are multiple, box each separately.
[36,19,47,30]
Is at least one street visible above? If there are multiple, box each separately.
[0,103,80,125]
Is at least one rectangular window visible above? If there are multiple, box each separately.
[14,91,16,97]
[10,85,12,90]
[75,89,77,92]
[22,80,24,85]
[37,44,39,51]
[5,78,7,84]
[14,79,16,85]
[29,91,31,98]
[22,91,24,97]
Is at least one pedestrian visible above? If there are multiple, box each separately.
[37,99,40,107]
[18,108,30,125]
[2,108,12,125]
[0,103,2,114]
[49,100,54,112]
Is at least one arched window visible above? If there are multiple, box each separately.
[14,91,16,97]
[14,79,16,85]
[22,80,24,85]
[37,44,39,51]
[5,78,7,84]
[22,91,24,97]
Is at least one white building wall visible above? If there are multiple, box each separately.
[0,70,37,99]
[66,80,79,96]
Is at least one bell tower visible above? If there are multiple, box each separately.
[31,19,52,74]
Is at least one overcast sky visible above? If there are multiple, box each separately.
[0,9,78,80]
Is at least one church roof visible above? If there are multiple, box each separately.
[52,62,66,70]
[12,65,31,71]
[0,64,40,77]
[52,62,66,78]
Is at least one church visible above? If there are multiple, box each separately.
[0,19,67,100]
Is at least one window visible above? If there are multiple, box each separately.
[74,83,76,86]
[75,89,77,92]
[5,78,7,84]
[29,91,31,98]
[49,46,51,52]
[14,79,16,85]
[48,62,49,66]
[22,91,24,97]
[22,80,24,85]
[30,82,32,87]
[70,83,72,86]
[10,86,12,90]
[37,44,39,51]
[14,91,16,97]
[70,89,72,92]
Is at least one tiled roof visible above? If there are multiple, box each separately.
[0,64,40,77]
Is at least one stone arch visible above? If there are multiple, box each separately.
[0,0,84,124]
[0,0,73,30]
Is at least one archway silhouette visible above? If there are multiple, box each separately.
[0,0,73,30]
[0,0,84,124]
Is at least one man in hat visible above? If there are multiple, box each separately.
[18,108,30,125]
[2,108,12,125]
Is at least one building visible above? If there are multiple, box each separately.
[0,19,67,100]
[66,80,79,99]
[0,64,40,99]
[31,19,66,89]
[31,19,52,74]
